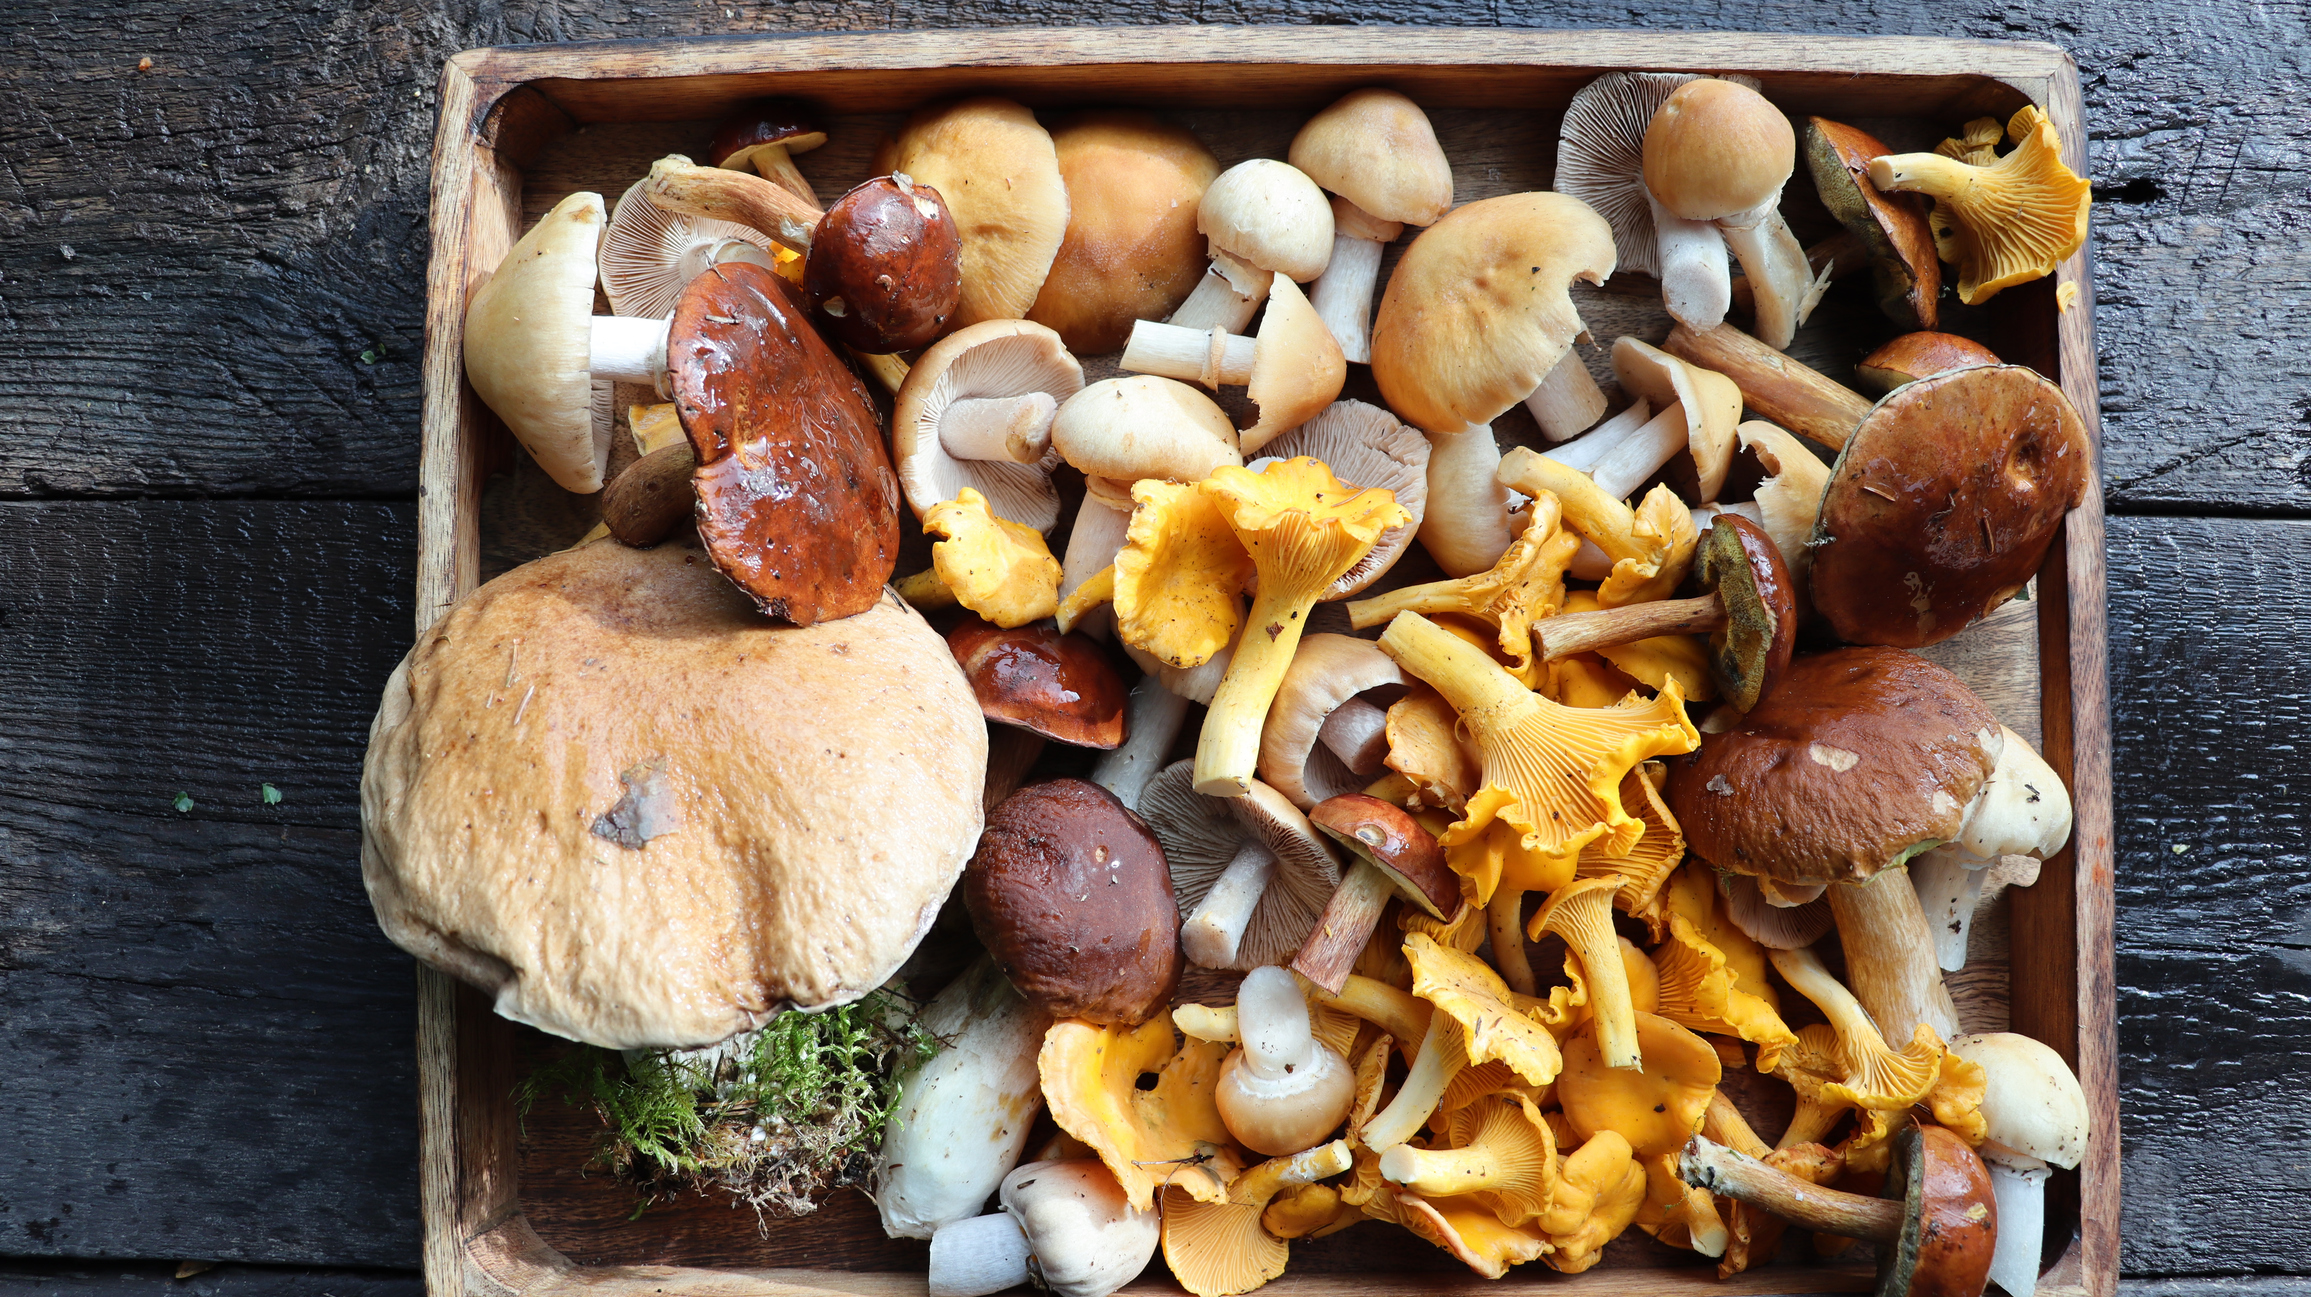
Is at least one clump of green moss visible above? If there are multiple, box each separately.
[519,987,937,1221]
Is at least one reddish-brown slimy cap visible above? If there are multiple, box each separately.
[947,617,1128,749]
[803,174,964,354]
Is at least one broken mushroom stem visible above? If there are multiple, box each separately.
[1537,592,1723,659]
[1664,321,1871,452]
[1522,347,1610,441]
[1678,1137,1902,1241]
[1180,842,1281,968]
[1289,795,1455,993]
[1121,320,1257,389]
[645,154,822,252]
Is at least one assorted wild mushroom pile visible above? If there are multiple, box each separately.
[364,77,2101,1297]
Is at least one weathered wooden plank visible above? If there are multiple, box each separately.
[0,1260,423,1294]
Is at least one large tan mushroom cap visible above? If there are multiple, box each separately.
[360,541,987,1050]
[1052,376,1241,482]
[1641,79,1794,222]
[1287,87,1453,227]
[462,190,611,494]
[1370,192,1617,434]
[1028,110,1220,354]
[882,97,1069,329]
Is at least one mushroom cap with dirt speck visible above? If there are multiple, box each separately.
[1287,87,1453,227]
[359,541,986,1050]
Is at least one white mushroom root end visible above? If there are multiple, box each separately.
[927,1212,1032,1297]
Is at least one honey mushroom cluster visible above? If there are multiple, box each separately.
[389,69,2102,1297]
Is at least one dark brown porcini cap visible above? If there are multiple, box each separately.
[1664,648,2000,888]
[669,262,901,626]
[966,778,1183,1025]
[1308,794,1456,918]
[1809,364,2090,649]
[947,617,1128,749]
[1695,513,1797,714]
[1804,117,1941,331]
[804,175,965,355]
[708,99,830,171]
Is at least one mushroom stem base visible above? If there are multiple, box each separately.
[926,1212,1032,1297]
[1524,346,1609,441]
[1664,322,1871,452]
[1535,592,1725,661]
[1678,1137,1902,1241]
[1985,1161,2050,1297]
[1121,320,1256,389]
[941,392,1059,464]
[1093,677,1191,811]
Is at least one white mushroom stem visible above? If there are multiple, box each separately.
[939,392,1059,464]
[1984,1154,2052,1297]
[1716,194,1816,350]
[1522,347,1610,441]
[1649,191,1732,332]
[1309,233,1385,364]
[1182,842,1279,968]
[1093,677,1191,811]
[1419,426,1515,577]
[1168,258,1270,333]
[1119,321,1255,390]
[1061,492,1134,641]
[588,315,670,387]
[1588,400,1689,500]
[1825,866,1961,1043]
[1689,501,1766,537]
[1911,846,1994,972]
[1317,696,1391,776]
[926,1212,1032,1297]
[1545,398,1652,471]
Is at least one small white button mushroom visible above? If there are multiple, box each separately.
[926,1159,1159,1297]
[1215,966,1357,1156]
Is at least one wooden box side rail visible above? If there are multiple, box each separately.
[411,28,2111,1297]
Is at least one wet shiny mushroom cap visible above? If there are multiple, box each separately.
[668,261,900,625]
[947,617,1128,749]
[1809,364,2089,648]
[803,174,964,354]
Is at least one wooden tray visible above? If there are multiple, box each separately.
[412,26,2115,1297]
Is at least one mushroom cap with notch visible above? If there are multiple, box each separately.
[802,174,965,354]
[1239,273,1348,456]
[1257,399,1430,597]
[1051,376,1242,484]
[1027,110,1221,354]
[668,260,901,625]
[1641,78,1795,223]
[359,541,986,1050]
[1693,513,1798,713]
[599,177,776,320]
[708,98,829,173]
[1286,87,1454,227]
[1553,70,1702,279]
[879,97,1071,329]
[1809,363,2090,648]
[1369,191,1617,435]
[1610,335,1741,502]
[894,319,1083,533]
[1138,761,1342,971]
[1948,1032,2089,1170]
[1664,647,2001,889]
[1198,158,1335,282]
[461,190,614,493]
[1803,116,1942,331]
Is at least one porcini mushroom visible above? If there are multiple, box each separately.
[1120,272,1347,453]
[1868,105,2091,305]
[1856,331,2002,394]
[1912,725,2074,970]
[1169,158,1334,333]
[880,97,1071,328]
[892,318,1083,533]
[1289,794,1458,992]
[1287,88,1454,363]
[1681,1124,1997,1297]
[1139,762,1340,971]
[1216,966,1358,1155]
[1949,1032,2091,1297]
[598,176,777,320]
[1258,400,1431,597]
[947,617,1128,749]
[708,98,828,205]
[1027,110,1220,353]
[927,1158,1159,1297]
[1803,116,1943,330]
[1257,635,1406,808]
[1642,78,1824,347]
[967,779,1184,1025]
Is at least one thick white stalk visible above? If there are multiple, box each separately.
[1545,398,1652,472]
[589,315,669,387]
[1061,492,1134,641]
[1421,426,1514,577]
[926,1213,1032,1297]
[1183,843,1278,968]
[1523,347,1609,441]
[1986,1160,2051,1297]
[940,392,1058,463]
[1825,867,1961,1042]
[1649,191,1732,331]
[1718,197,1814,350]
[1317,696,1391,776]
[1309,234,1384,364]
[1119,320,1255,388]
[874,961,1051,1239]
[1094,677,1191,811]
[1589,401,1689,500]
[1912,846,1994,972]
[1168,261,1267,333]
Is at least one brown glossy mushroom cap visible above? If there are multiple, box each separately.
[709,99,829,171]
[1810,364,2090,648]
[1854,332,2001,394]
[1880,1123,1998,1297]
[1308,794,1456,918]
[1803,117,1942,331]
[1027,110,1220,354]
[1664,648,2000,888]
[880,97,1070,329]
[947,617,1128,749]
[669,262,900,625]
[1694,514,1796,713]
[802,175,963,354]
[966,778,1183,1025]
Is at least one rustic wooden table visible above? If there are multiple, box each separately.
[0,2,2299,1294]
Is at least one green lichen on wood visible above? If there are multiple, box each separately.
[518,987,937,1221]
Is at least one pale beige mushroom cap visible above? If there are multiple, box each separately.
[1948,1032,2090,1168]
[462,190,611,494]
[894,319,1082,531]
[1241,273,1347,455]
[1642,78,1795,222]
[1259,399,1430,597]
[1287,87,1453,227]
[1610,335,1742,501]
[1369,191,1617,434]
[360,541,987,1050]
[882,97,1070,328]
[1258,634,1406,808]
[1051,376,1241,482]
[1199,159,1334,282]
